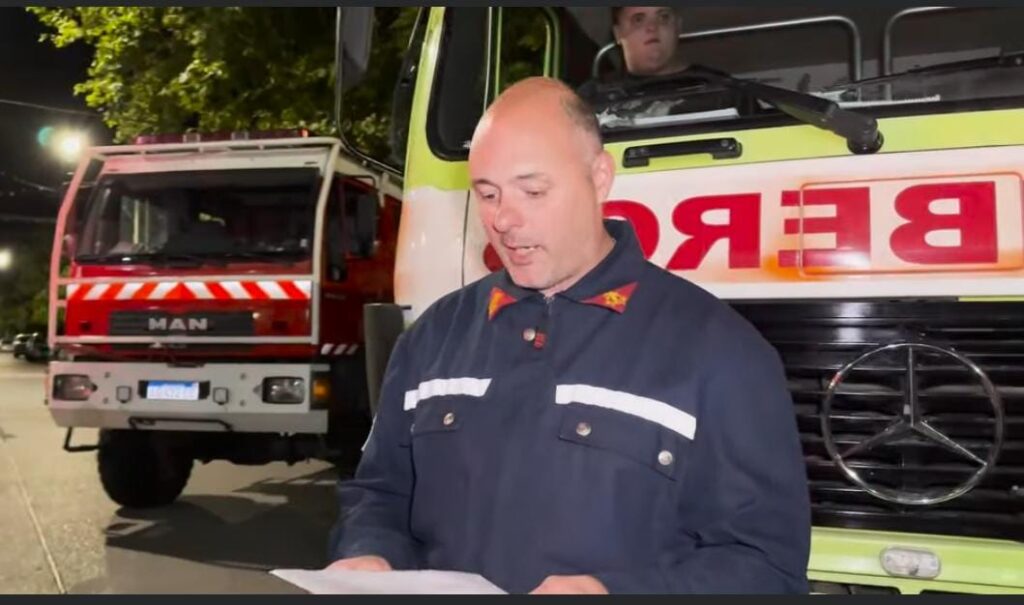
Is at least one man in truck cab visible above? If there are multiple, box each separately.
[327,77,810,594]
[612,6,689,77]
[579,7,751,122]
[578,6,689,102]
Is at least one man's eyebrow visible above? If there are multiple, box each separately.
[514,173,551,183]
[471,178,497,188]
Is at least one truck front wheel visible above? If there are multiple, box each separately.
[97,430,193,509]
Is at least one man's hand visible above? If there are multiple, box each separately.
[326,555,393,572]
[529,575,609,594]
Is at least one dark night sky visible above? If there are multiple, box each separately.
[0,7,104,235]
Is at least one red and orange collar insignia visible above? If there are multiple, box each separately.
[487,287,518,321]
[581,282,638,313]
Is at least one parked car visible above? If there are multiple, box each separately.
[11,333,30,358]
[23,333,50,363]
[0,337,13,353]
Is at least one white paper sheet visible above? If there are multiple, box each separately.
[270,568,507,595]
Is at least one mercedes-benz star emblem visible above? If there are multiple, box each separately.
[821,342,1004,506]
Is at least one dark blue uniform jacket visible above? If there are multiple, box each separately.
[330,220,811,594]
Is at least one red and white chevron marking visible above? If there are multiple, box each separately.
[64,280,312,302]
[320,343,361,356]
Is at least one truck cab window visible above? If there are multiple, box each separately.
[426,8,489,159]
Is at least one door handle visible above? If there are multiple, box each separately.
[622,137,742,168]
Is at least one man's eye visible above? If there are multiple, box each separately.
[525,190,545,198]
[478,191,497,201]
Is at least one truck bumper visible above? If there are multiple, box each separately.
[46,361,328,434]
[810,527,1024,594]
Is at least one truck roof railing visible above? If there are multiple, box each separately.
[881,7,1005,99]
[591,15,863,84]
[882,6,957,78]
[87,136,341,160]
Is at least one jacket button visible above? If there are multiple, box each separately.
[576,421,592,437]
[442,412,455,426]
[657,450,674,466]
[523,328,537,342]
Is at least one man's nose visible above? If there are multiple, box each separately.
[492,201,523,233]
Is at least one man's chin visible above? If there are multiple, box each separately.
[506,268,548,292]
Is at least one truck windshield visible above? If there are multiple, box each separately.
[578,7,1024,137]
[424,7,1024,155]
[73,168,320,266]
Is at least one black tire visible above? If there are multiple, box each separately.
[97,430,193,509]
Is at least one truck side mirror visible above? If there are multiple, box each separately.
[336,7,374,91]
[61,234,76,260]
[327,213,348,282]
[353,193,379,258]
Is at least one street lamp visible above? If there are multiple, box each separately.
[37,126,89,164]
[53,130,89,164]
[0,248,12,271]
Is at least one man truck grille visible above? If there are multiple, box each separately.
[108,311,255,336]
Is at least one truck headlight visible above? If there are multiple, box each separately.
[53,375,95,401]
[262,377,305,404]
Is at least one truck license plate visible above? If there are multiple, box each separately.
[145,380,200,401]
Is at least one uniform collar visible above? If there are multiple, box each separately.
[488,220,645,320]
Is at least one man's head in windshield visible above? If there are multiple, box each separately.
[613,6,687,77]
[469,77,616,297]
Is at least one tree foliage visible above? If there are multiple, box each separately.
[0,227,51,335]
[27,6,417,158]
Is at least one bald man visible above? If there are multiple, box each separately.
[327,78,810,594]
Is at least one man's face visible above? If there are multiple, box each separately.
[469,117,609,294]
[614,6,682,76]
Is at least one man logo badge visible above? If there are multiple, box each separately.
[148,317,210,332]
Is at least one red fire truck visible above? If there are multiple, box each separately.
[45,130,401,508]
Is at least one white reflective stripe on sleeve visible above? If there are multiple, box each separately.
[295,281,312,298]
[403,377,493,411]
[361,415,377,452]
[65,284,79,298]
[333,344,348,355]
[555,384,696,440]
[346,344,360,355]
[320,344,334,355]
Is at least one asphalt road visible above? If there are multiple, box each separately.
[0,352,341,594]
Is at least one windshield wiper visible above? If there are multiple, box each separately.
[147,253,227,266]
[685,65,884,154]
[220,250,308,263]
[595,64,884,154]
[825,50,1024,91]
[75,252,227,267]
[74,253,123,265]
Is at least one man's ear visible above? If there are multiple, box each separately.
[591,150,616,203]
